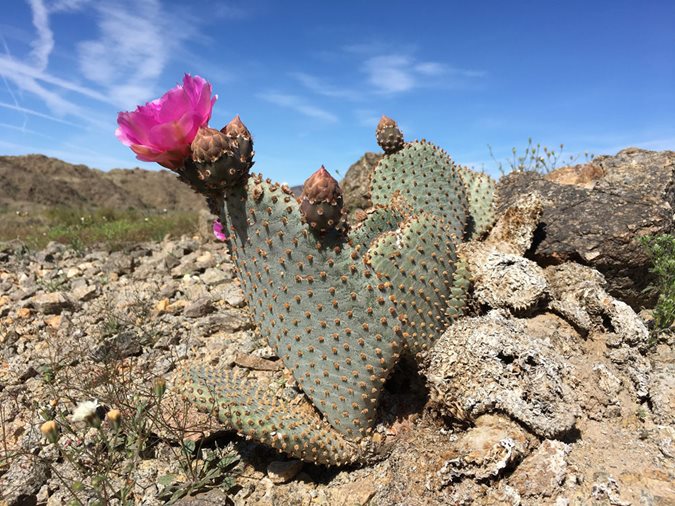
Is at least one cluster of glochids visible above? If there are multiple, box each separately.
[177,115,497,465]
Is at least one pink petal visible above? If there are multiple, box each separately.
[213,218,227,240]
[115,74,216,170]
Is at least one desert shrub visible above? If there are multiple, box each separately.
[488,138,593,176]
[641,234,675,331]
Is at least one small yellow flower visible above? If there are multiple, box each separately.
[153,377,167,399]
[40,420,59,444]
[106,409,122,431]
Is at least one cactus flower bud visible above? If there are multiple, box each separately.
[192,127,231,164]
[40,420,59,444]
[187,117,254,191]
[222,115,254,168]
[106,409,122,431]
[376,115,404,154]
[223,114,251,139]
[300,166,344,234]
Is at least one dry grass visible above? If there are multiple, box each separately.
[0,207,199,251]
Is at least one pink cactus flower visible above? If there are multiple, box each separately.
[213,218,227,241]
[116,74,217,170]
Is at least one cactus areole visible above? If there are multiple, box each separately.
[116,76,497,465]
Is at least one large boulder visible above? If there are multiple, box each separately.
[340,151,382,218]
[496,148,675,309]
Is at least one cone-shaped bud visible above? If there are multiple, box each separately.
[222,114,254,167]
[300,165,344,234]
[376,115,404,154]
[188,122,252,191]
[192,127,230,164]
[222,114,251,139]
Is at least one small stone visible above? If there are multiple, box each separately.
[155,298,170,313]
[201,267,229,286]
[17,307,31,318]
[44,314,62,329]
[508,440,570,498]
[184,297,215,318]
[91,331,142,362]
[267,460,303,484]
[28,292,74,314]
[71,284,98,302]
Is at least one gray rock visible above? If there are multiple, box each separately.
[91,330,143,362]
[183,297,215,318]
[0,455,51,505]
[496,149,675,309]
[340,152,383,218]
[508,440,570,498]
[200,309,251,335]
[28,291,74,314]
[70,284,98,302]
[201,267,230,286]
[267,459,304,484]
[426,310,578,438]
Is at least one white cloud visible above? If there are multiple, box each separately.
[48,0,91,12]
[362,52,484,95]
[259,92,339,123]
[0,101,78,126]
[290,72,360,100]
[77,0,174,107]
[27,0,53,71]
[364,55,416,94]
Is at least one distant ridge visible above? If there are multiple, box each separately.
[0,154,207,211]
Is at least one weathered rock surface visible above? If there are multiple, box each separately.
[496,148,675,309]
[340,152,383,218]
[427,309,579,438]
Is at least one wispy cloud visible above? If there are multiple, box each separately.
[259,92,339,123]
[77,0,182,107]
[354,108,381,128]
[363,54,484,95]
[27,0,53,71]
[0,101,79,126]
[48,0,91,12]
[290,72,360,100]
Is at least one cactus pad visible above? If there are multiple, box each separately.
[370,141,469,242]
[220,176,405,439]
[180,366,360,465]
[459,168,497,238]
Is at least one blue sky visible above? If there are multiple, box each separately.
[1,0,673,184]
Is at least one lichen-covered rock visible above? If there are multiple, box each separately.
[461,193,548,313]
[340,152,382,218]
[544,262,652,399]
[496,148,675,309]
[464,249,549,313]
[438,414,536,484]
[426,310,578,439]
[507,440,570,500]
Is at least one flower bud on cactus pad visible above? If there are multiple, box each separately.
[189,122,251,190]
[299,165,344,233]
[376,115,404,154]
[222,115,254,167]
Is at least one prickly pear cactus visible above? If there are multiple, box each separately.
[177,116,496,465]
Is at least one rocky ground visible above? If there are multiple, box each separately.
[0,148,674,505]
[0,229,672,505]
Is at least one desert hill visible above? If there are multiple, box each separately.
[0,154,208,211]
